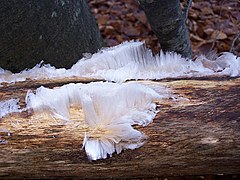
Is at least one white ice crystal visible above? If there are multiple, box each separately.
[196,52,240,77]
[26,82,163,160]
[0,99,21,118]
[1,41,239,160]
[0,41,239,83]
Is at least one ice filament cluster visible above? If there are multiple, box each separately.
[0,41,239,83]
[26,82,162,160]
[1,41,239,160]
[0,99,21,118]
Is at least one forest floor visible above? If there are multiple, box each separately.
[88,0,240,57]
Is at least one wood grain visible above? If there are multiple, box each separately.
[0,77,240,178]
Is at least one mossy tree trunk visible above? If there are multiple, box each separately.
[139,0,192,59]
[0,0,103,72]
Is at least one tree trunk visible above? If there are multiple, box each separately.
[0,0,103,72]
[0,77,240,178]
[138,0,192,58]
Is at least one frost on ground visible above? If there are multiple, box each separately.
[25,82,164,160]
[0,41,239,83]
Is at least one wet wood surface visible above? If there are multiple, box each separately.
[0,77,240,178]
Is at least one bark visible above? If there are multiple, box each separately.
[0,77,240,178]
[139,0,192,58]
[0,0,103,72]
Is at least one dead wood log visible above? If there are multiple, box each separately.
[0,77,240,178]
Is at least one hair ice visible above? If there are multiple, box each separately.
[0,99,21,118]
[1,41,239,83]
[26,82,163,160]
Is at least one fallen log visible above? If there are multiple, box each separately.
[0,77,240,178]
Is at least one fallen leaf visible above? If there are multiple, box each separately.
[104,25,115,36]
[204,28,214,35]
[211,30,227,40]
[122,25,140,37]
[97,14,109,25]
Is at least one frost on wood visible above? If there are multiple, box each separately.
[0,99,21,118]
[26,82,162,160]
[1,41,239,160]
[0,41,239,83]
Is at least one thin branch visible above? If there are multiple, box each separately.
[184,0,193,22]
[230,31,240,53]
